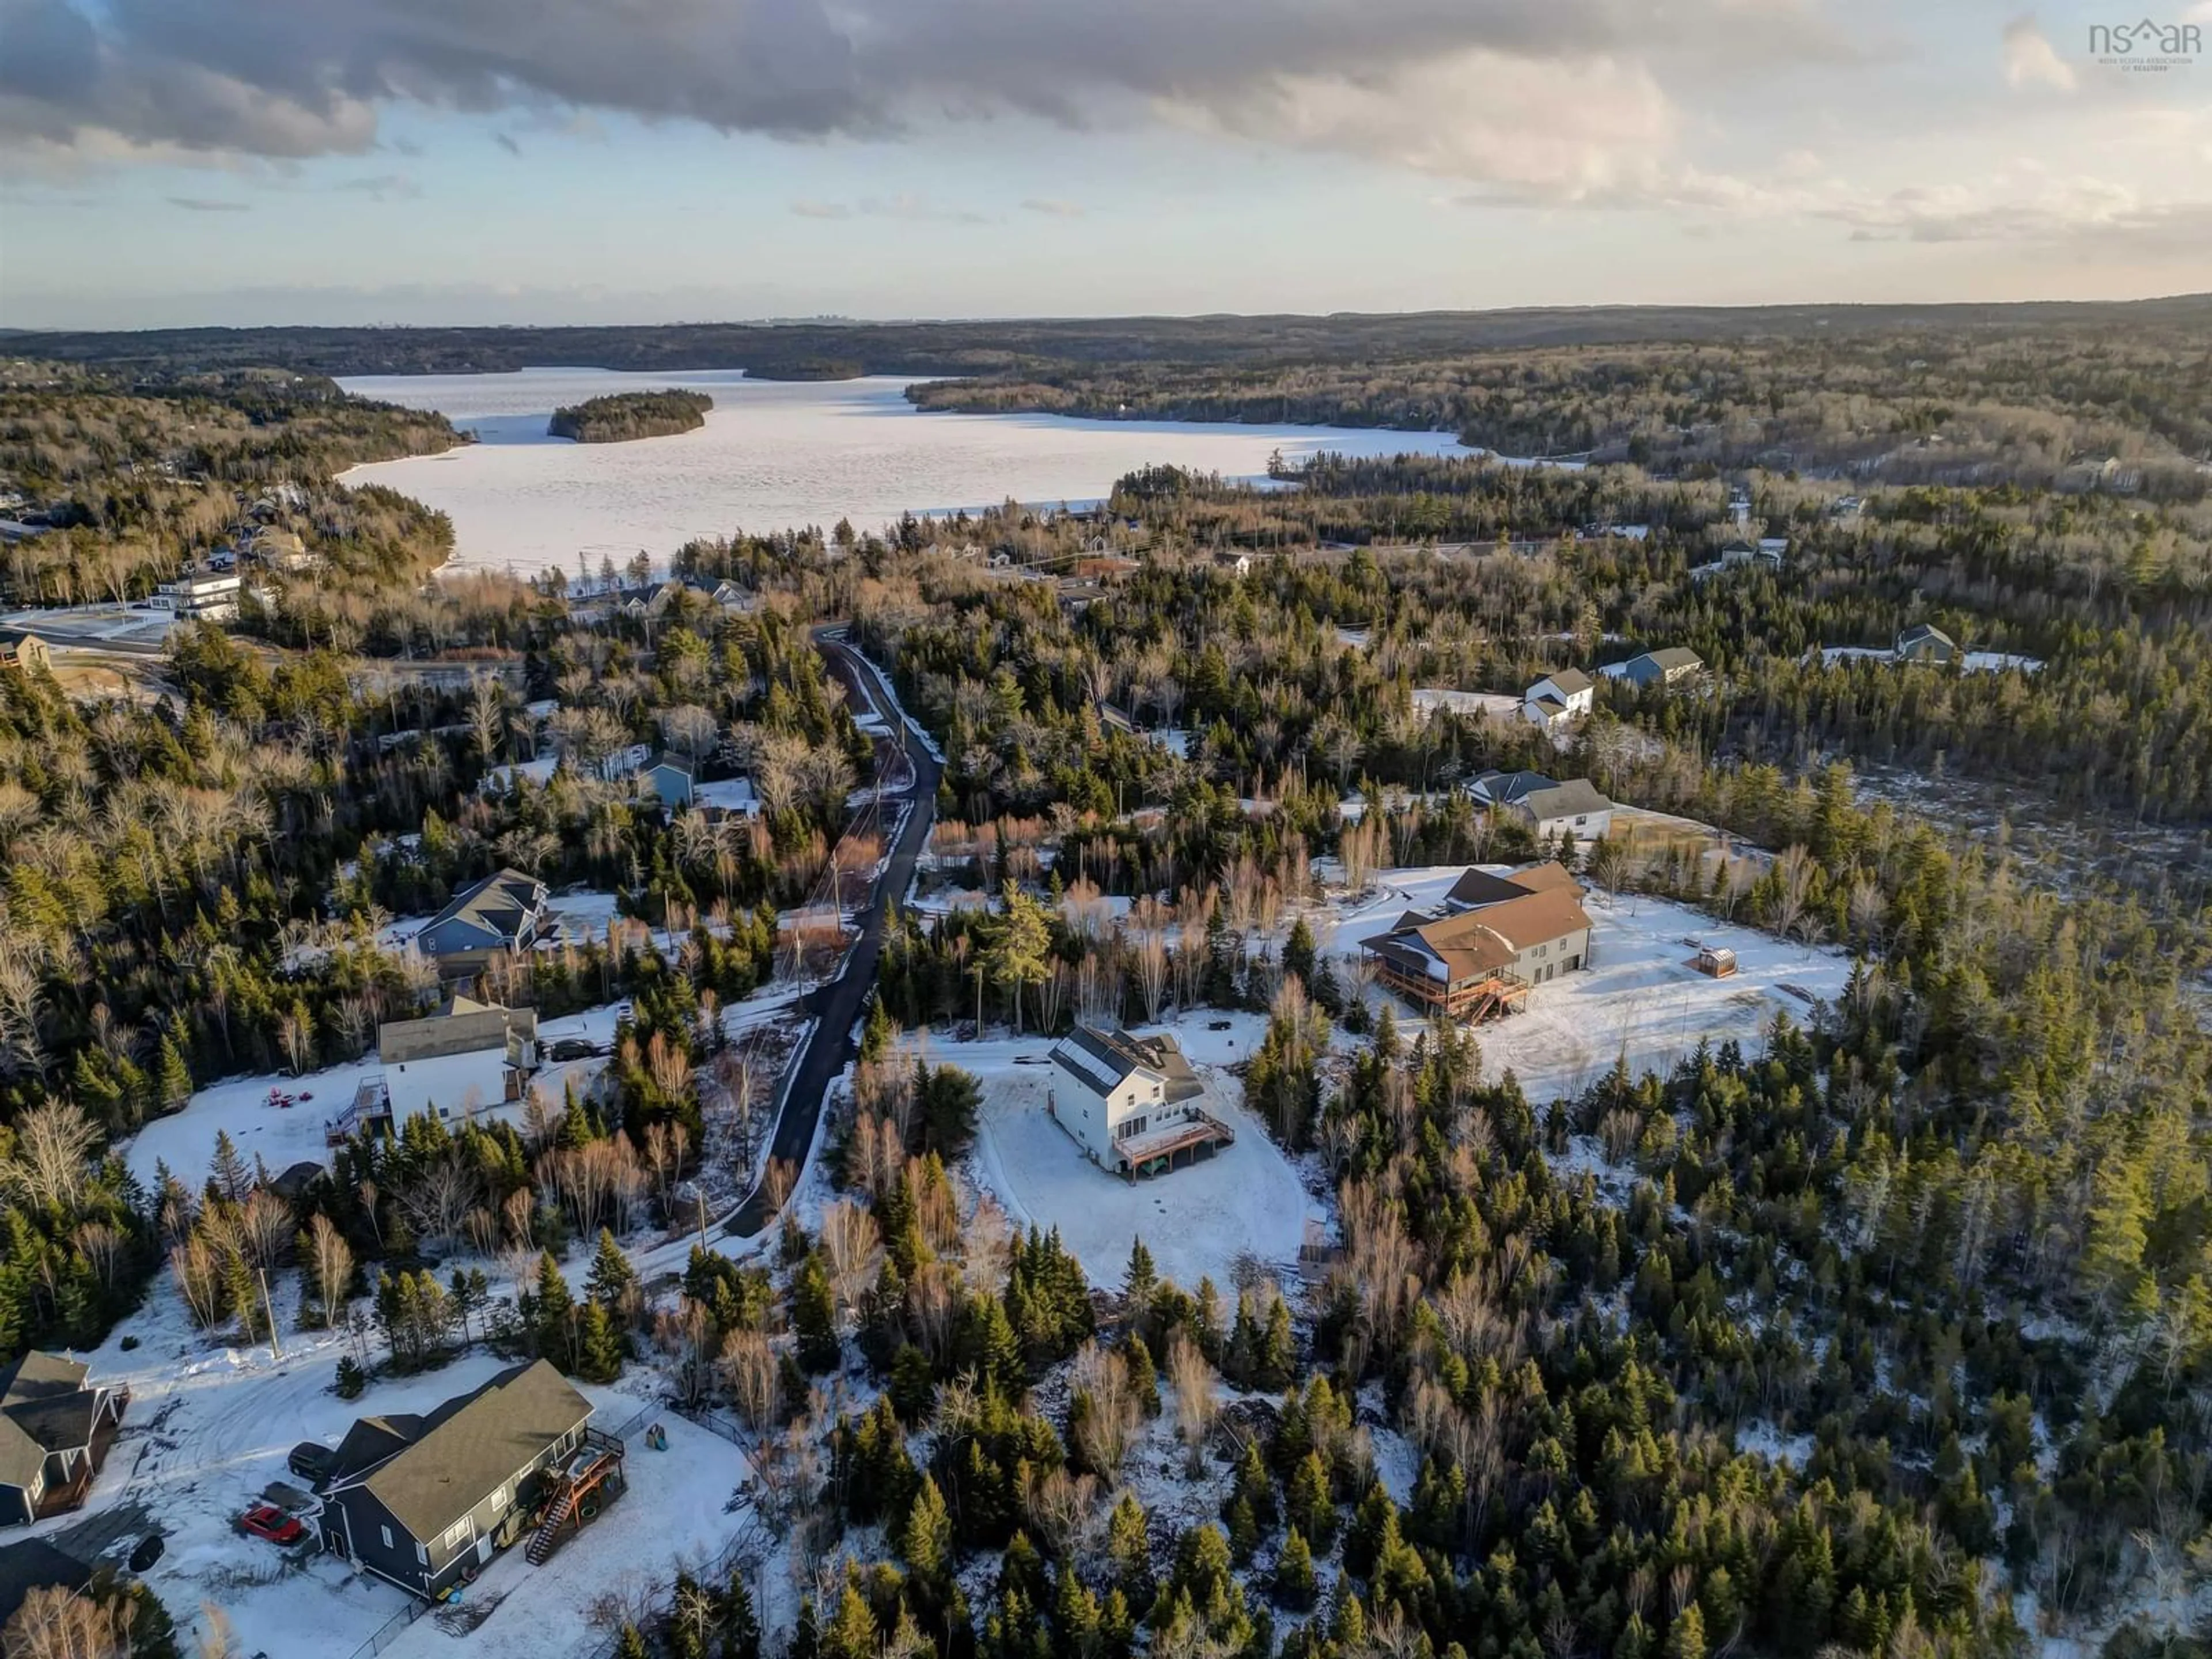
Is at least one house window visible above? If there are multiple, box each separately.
[442,1518,472,1551]
[488,1486,510,1518]
[381,1525,394,1550]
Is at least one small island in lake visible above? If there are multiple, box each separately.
[547,388,713,442]
[743,358,866,382]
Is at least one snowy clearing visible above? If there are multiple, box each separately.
[1316,869,1850,1104]
[941,1017,1319,1291]
[1820,645,2044,673]
[1460,889,1849,1103]
[1411,688,1519,723]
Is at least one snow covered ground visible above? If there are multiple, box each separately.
[1462,890,1847,1102]
[692,776,760,814]
[1821,645,2044,673]
[30,1262,746,1659]
[1410,688,1519,723]
[1316,868,1850,1104]
[123,1061,384,1185]
[123,982,810,1191]
[940,1016,1318,1291]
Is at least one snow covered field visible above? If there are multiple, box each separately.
[1317,868,1850,1104]
[1410,688,1519,723]
[1821,645,2044,673]
[943,1017,1320,1291]
[122,983,809,1191]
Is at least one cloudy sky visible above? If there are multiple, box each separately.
[1,0,2207,327]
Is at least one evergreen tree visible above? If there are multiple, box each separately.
[722,1570,762,1659]
[533,1250,576,1368]
[1273,1528,1316,1609]
[1124,1237,1158,1317]
[157,1031,194,1115]
[588,1226,638,1310]
[824,1585,877,1659]
[794,1254,841,1372]
[210,1131,252,1203]
[576,1300,623,1382]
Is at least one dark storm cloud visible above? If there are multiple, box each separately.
[0,0,1850,162]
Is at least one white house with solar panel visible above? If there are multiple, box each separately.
[1047,1025,1236,1179]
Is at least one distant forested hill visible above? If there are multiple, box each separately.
[7,296,2209,381]
[548,388,712,443]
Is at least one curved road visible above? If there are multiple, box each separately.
[724,628,941,1238]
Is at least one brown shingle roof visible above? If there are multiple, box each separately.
[1362,880,1593,984]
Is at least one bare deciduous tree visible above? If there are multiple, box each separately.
[308,1213,355,1325]
[718,1328,782,1431]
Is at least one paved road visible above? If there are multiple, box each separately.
[724,630,940,1238]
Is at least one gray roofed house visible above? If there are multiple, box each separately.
[1608,647,1704,690]
[0,1354,127,1527]
[0,1538,93,1627]
[1896,623,1957,664]
[1048,1027,1226,1176]
[1506,779,1614,842]
[1054,1026,1205,1107]
[0,630,50,676]
[316,1360,596,1601]
[1467,770,1558,808]
[414,869,551,984]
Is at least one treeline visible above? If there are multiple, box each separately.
[549,389,714,444]
[910,327,2212,497]
[16,297,2211,380]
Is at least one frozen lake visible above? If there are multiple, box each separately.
[335,368,1472,576]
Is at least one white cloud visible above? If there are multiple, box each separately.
[1157,48,1680,203]
[789,195,988,224]
[2003,16,2077,91]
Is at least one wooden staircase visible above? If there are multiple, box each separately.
[523,1486,578,1565]
[523,1429,624,1566]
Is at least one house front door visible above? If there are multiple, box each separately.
[476,1533,494,1567]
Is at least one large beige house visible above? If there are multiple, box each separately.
[1359,862,1594,1021]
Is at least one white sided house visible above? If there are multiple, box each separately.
[328,997,539,1144]
[1523,669,1594,734]
[1047,1026,1236,1179]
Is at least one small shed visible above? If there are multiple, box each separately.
[1691,946,1738,978]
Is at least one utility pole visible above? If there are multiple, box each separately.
[258,1266,284,1361]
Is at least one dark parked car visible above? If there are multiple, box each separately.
[287,1442,335,1485]
[128,1533,164,1573]
[547,1038,600,1062]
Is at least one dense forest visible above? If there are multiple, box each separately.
[8,296,2207,381]
[550,389,715,443]
[910,332,2212,498]
[0,362,463,619]
[2,313,2209,1658]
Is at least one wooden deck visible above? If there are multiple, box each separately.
[1373,960,1531,1022]
[1116,1110,1236,1179]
